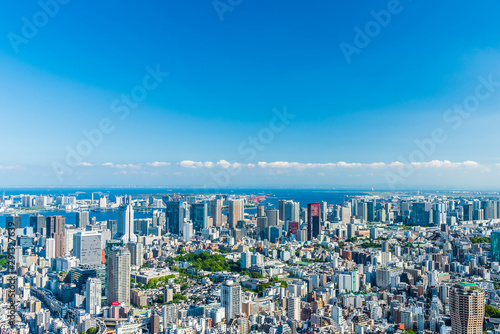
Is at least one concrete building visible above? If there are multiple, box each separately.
[450,283,485,334]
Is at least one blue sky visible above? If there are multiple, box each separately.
[1,0,500,189]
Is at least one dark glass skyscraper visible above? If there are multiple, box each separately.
[6,215,22,229]
[165,201,184,235]
[307,203,321,241]
[190,203,207,231]
[29,214,45,235]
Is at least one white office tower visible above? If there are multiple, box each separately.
[86,278,102,315]
[331,306,344,325]
[221,280,242,321]
[338,271,359,292]
[107,246,131,306]
[211,307,226,325]
[287,296,300,321]
[210,199,223,227]
[73,231,102,265]
[428,270,439,287]
[240,251,252,269]
[76,211,90,229]
[183,221,194,241]
[116,198,137,243]
[46,238,56,260]
[162,304,178,326]
[284,201,300,223]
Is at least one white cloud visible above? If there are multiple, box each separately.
[257,160,481,169]
[146,162,171,167]
[77,162,93,167]
[410,160,480,168]
[179,160,254,169]
[101,162,141,169]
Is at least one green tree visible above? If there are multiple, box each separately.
[485,304,500,318]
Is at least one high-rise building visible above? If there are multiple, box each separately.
[228,199,244,229]
[287,296,300,321]
[278,200,287,221]
[463,203,473,221]
[152,210,166,228]
[165,201,184,235]
[257,216,268,240]
[411,202,432,226]
[126,242,143,267]
[107,246,131,306]
[190,203,208,231]
[320,201,328,222]
[449,283,485,334]
[356,202,367,222]
[238,318,250,334]
[183,221,194,241]
[150,312,160,334]
[240,251,251,269]
[162,305,178,326]
[492,231,500,262]
[284,201,300,223]
[46,216,66,257]
[6,215,22,229]
[86,277,102,315]
[45,238,56,259]
[29,214,46,235]
[367,201,375,222]
[209,199,222,227]
[107,220,117,238]
[307,203,321,241]
[257,205,266,218]
[76,211,90,229]
[73,231,102,266]
[221,280,241,321]
[115,199,137,243]
[266,209,279,226]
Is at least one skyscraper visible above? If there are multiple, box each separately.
[76,211,90,229]
[284,201,300,223]
[278,200,287,221]
[165,201,184,235]
[449,283,484,334]
[228,199,244,229]
[86,277,102,315]
[266,209,279,226]
[116,199,136,243]
[45,238,56,259]
[320,201,328,222]
[183,222,194,240]
[107,246,131,306]
[463,203,473,221]
[210,199,223,227]
[287,296,300,321]
[74,231,102,266]
[29,214,46,235]
[411,202,432,226]
[491,230,500,262]
[126,242,143,267]
[190,203,208,231]
[46,216,66,257]
[107,220,118,238]
[6,215,22,229]
[307,203,321,241]
[257,216,268,240]
[150,312,160,334]
[221,280,241,321]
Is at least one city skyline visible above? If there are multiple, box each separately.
[1,1,500,187]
